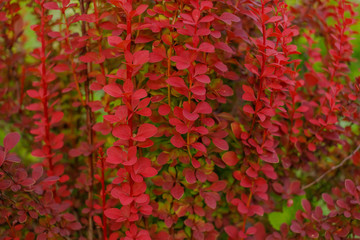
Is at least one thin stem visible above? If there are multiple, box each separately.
[99,149,107,240]
[167,47,172,106]
[79,0,94,238]
[40,0,53,171]
[302,144,360,190]
[249,0,267,136]
[242,2,267,238]
[240,186,253,240]
[61,8,84,106]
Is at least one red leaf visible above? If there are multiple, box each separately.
[133,50,149,65]
[5,153,20,163]
[353,151,360,166]
[214,42,235,54]
[135,194,149,204]
[222,151,239,166]
[0,151,4,167]
[104,208,123,219]
[225,226,238,238]
[261,67,274,78]
[133,181,147,195]
[166,77,187,88]
[266,16,282,23]
[68,222,82,231]
[307,143,316,152]
[107,146,126,164]
[194,102,212,114]
[200,15,214,23]
[170,134,186,148]
[109,233,120,240]
[242,85,256,101]
[192,142,207,153]
[246,227,257,235]
[236,200,248,214]
[79,52,98,63]
[345,179,356,196]
[195,64,208,75]
[219,12,240,24]
[158,104,171,116]
[53,64,69,73]
[304,72,318,86]
[133,89,147,100]
[218,85,234,96]
[77,13,96,23]
[250,205,264,216]
[296,105,309,112]
[27,90,40,99]
[43,176,59,184]
[302,199,311,213]
[171,183,184,200]
[108,36,123,47]
[161,34,172,45]
[212,137,229,150]
[244,64,259,76]
[50,112,64,125]
[4,132,20,150]
[31,166,43,181]
[192,158,201,168]
[171,56,190,70]
[93,215,103,227]
[141,167,157,178]
[136,108,151,116]
[191,86,206,95]
[93,122,112,135]
[62,0,70,7]
[183,109,199,121]
[36,233,47,240]
[0,180,11,190]
[103,83,123,98]
[198,42,215,53]
[183,168,196,184]
[0,12,7,22]
[208,181,227,191]
[193,126,208,135]
[20,178,35,186]
[124,146,137,166]
[43,2,59,10]
[113,125,132,140]
[259,152,279,163]
[322,193,334,206]
[203,192,218,209]
[243,105,255,114]
[134,4,148,17]
[133,123,157,141]
[195,74,210,84]
[192,9,200,23]
[214,61,228,72]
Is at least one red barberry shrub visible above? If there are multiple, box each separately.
[0,133,81,239]
[0,0,359,239]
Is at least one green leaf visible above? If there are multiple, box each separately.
[268,195,305,230]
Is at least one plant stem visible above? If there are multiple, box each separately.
[79,0,94,238]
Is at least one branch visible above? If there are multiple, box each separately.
[302,144,360,190]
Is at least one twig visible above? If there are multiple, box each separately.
[79,0,94,239]
[302,144,360,190]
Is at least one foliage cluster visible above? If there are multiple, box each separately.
[0,0,360,239]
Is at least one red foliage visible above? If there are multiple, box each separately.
[0,0,359,239]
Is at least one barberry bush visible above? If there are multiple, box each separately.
[0,0,360,239]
